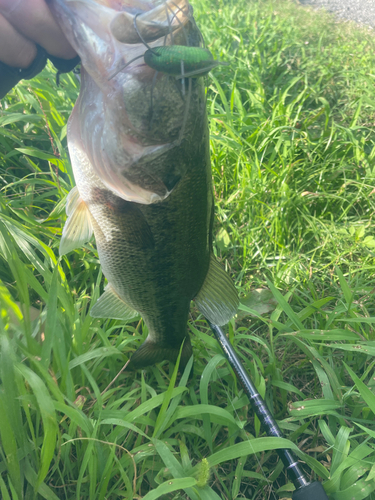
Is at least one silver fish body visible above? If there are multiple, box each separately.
[52,0,238,369]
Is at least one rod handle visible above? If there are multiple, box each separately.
[292,481,329,500]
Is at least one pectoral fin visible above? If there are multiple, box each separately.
[194,254,239,326]
[59,187,93,256]
[90,284,139,321]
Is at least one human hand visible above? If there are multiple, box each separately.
[0,0,76,69]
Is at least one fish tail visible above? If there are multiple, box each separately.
[128,335,193,371]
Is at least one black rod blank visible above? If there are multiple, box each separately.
[207,320,329,500]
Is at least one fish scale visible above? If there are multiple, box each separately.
[90,113,212,366]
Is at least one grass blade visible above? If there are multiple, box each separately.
[16,363,58,489]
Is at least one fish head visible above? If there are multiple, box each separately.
[49,0,194,84]
[49,0,206,205]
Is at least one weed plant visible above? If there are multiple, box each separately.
[1,0,375,499]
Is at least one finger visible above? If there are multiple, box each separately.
[0,13,37,67]
[0,0,76,60]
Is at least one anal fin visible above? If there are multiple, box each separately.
[59,186,93,255]
[194,254,239,326]
[90,284,139,321]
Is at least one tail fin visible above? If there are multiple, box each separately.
[127,335,193,371]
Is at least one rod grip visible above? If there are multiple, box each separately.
[292,481,329,500]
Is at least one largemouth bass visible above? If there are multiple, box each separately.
[51,0,238,370]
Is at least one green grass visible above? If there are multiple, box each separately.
[1,0,375,498]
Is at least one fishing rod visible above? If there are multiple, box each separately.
[207,320,329,500]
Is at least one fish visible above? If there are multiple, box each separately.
[50,0,238,370]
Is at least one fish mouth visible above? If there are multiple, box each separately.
[49,0,194,82]
[110,0,191,45]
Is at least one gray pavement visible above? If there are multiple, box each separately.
[298,0,375,29]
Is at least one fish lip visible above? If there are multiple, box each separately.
[110,0,190,44]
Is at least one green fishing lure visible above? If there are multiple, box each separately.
[144,45,224,78]
[109,45,225,80]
